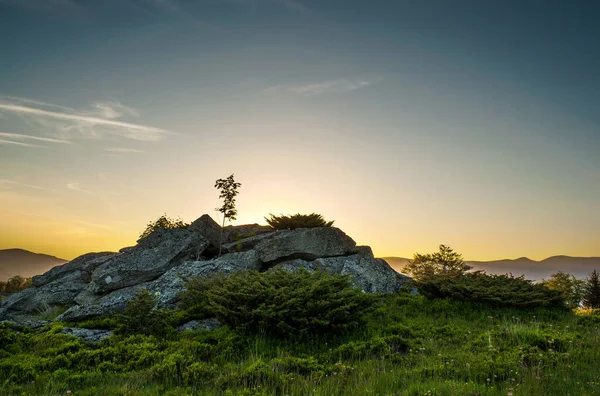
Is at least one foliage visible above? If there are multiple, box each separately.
[0,275,32,295]
[418,272,566,308]
[264,212,334,230]
[1,293,599,395]
[181,269,375,338]
[138,214,189,240]
[540,271,584,309]
[402,244,472,281]
[582,269,600,309]
[214,174,242,256]
[115,289,173,338]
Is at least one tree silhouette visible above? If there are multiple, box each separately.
[583,269,600,309]
[215,174,242,256]
[402,244,471,281]
[540,271,584,309]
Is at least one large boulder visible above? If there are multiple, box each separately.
[86,228,209,294]
[0,270,89,319]
[32,252,116,287]
[255,227,357,263]
[221,231,281,254]
[57,251,262,321]
[269,246,415,294]
[189,214,222,249]
[224,223,274,242]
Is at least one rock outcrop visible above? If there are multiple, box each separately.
[0,214,413,323]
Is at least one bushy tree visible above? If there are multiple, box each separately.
[583,269,600,309]
[215,174,242,256]
[418,272,565,308]
[0,276,32,295]
[402,245,471,281]
[116,288,172,337]
[181,269,375,338]
[265,213,334,230]
[540,271,584,309]
[138,214,189,240]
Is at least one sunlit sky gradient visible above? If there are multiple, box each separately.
[0,0,599,261]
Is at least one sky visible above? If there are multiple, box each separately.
[0,0,599,261]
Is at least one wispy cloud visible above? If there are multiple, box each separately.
[0,97,169,142]
[265,78,373,96]
[0,138,40,147]
[104,147,146,153]
[0,179,47,190]
[66,182,102,197]
[0,132,71,144]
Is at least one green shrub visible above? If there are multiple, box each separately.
[418,272,565,308]
[264,213,334,230]
[138,214,189,240]
[115,288,174,338]
[181,269,375,338]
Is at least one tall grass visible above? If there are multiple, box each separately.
[1,294,599,395]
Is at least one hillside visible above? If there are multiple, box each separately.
[0,249,67,281]
[383,256,600,280]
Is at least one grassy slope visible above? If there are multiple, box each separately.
[1,294,599,396]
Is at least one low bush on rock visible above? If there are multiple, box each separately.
[264,213,334,230]
[181,269,375,338]
[138,214,189,240]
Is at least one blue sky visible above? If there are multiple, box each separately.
[0,0,599,260]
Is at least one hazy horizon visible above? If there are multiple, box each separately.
[1,0,599,261]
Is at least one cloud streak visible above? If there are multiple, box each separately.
[0,103,168,141]
[0,138,40,147]
[265,78,372,96]
[104,147,146,153]
[0,132,71,144]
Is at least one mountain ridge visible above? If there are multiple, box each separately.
[383,255,600,281]
[0,249,67,281]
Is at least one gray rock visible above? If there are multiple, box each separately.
[57,285,148,322]
[59,327,113,342]
[255,227,357,263]
[177,318,222,332]
[221,231,280,254]
[57,251,262,321]
[317,247,414,293]
[0,319,50,330]
[87,228,209,294]
[148,250,263,309]
[225,223,274,242]
[0,271,88,318]
[32,252,116,287]
[189,214,222,248]
[269,258,318,273]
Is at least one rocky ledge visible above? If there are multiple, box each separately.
[0,214,414,324]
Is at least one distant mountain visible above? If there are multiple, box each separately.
[382,256,600,281]
[0,249,67,281]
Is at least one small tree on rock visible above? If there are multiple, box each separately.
[215,174,242,256]
[583,269,600,309]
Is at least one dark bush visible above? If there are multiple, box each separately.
[264,213,334,230]
[138,214,189,240]
[417,272,565,308]
[115,288,173,338]
[181,269,375,338]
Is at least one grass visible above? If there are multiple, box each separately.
[1,293,599,395]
